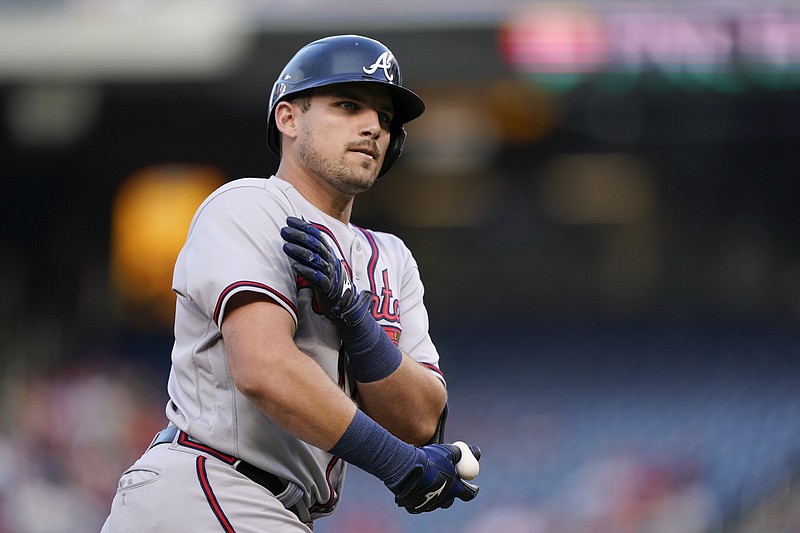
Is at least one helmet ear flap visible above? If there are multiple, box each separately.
[379,126,407,178]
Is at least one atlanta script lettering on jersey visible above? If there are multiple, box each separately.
[373,269,400,322]
[298,265,401,327]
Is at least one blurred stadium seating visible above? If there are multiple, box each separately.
[2,321,798,532]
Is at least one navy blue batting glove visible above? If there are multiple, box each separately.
[281,216,372,327]
[386,444,480,514]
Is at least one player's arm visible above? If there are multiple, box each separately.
[281,217,446,445]
[359,255,448,445]
[223,292,440,448]
[222,291,356,449]
[356,349,446,445]
[222,290,479,514]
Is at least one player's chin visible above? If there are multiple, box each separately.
[351,161,381,186]
[348,175,377,195]
[332,171,376,196]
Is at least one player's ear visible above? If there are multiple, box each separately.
[274,101,300,143]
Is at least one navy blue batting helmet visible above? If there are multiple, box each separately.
[267,34,425,177]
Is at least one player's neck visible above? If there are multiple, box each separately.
[276,165,354,224]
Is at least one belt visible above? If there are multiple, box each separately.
[149,425,311,527]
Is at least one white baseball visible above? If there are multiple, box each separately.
[453,441,480,480]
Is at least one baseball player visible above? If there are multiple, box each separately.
[101,35,480,532]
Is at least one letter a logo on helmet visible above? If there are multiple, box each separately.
[363,51,395,82]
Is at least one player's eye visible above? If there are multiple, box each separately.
[337,101,358,111]
[378,112,393,127]
[336,100,392,128]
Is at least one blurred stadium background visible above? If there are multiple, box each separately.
[2,1,800,531]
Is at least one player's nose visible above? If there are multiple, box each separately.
[359,111,383,139]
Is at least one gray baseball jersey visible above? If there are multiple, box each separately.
[165,175,444,519]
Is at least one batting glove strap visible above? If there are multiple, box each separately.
[329,289,374,328]
[386,445,480,514]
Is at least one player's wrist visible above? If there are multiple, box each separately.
[329,289,373,327]
[328,409,416,486]
[337,308,403,383]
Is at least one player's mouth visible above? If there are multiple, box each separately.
[348,143,379,161]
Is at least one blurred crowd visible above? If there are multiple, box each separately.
[0,361,165,533]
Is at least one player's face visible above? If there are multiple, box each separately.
[296,84,394,195]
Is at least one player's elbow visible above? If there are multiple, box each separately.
[405,418,441,447]
[384,407,443,446]
[359,405,437,445]
[232,373,264,399]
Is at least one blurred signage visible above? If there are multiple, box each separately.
[0,0,249,81]
[500,3,800,92]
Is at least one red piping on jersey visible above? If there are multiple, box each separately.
[214,281,297,325]
[421,362,444,379]
[356,227,380,296]
[196,455,237,533]
[356,228,401,324]
[179,431,238,465]
[311,223,344,256]
[311,456,341,514]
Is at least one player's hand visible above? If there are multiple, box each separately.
[386,443,480,514]
[281,216,372,327]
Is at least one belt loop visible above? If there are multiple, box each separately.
[291,502,313,530]
[148,424,179,450]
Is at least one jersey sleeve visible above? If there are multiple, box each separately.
[172,181,298,327]
[391,236,445,383]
